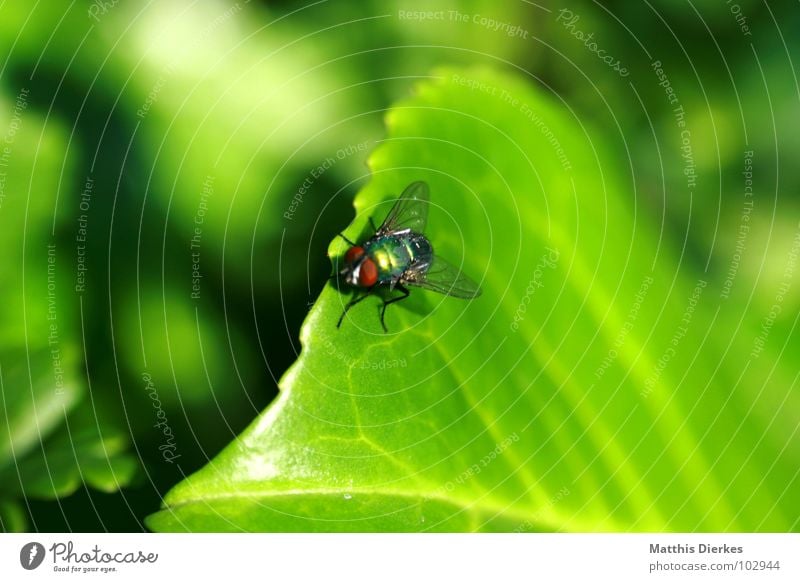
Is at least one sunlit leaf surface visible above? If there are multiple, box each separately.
[141,66,796,531]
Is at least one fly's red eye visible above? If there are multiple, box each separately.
[359,258,378,287]
[345,245,364,264]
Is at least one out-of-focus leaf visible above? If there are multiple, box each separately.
[4,407,139,498]
[0,91,137,531]
[0,500,27,533]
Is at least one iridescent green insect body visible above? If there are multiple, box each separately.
[364,233,433,284]
[335,181,481,332]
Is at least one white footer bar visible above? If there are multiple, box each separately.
[1,533,798,581]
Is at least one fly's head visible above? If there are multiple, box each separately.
[340,245,377,288]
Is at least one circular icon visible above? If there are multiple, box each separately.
[19,542,45,570]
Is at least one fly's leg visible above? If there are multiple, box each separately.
[369,217,378,233]
[379,284,410,333]
[337,233,356,245]
[337,291,372,328]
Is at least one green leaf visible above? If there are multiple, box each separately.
[148,66,800,532]
[0,348,139,530]
[0,349,80,468]
[3,405,139,498]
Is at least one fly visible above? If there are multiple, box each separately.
[334,181,482,332]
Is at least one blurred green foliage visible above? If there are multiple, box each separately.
[0,0,798,531]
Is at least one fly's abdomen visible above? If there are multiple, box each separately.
[404,233,433,267]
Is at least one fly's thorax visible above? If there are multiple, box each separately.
[365,233,433,282]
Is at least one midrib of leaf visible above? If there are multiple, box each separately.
[154,486,607,532]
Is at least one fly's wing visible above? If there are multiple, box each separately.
[402,255,482,299]
[376,181,430,235]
